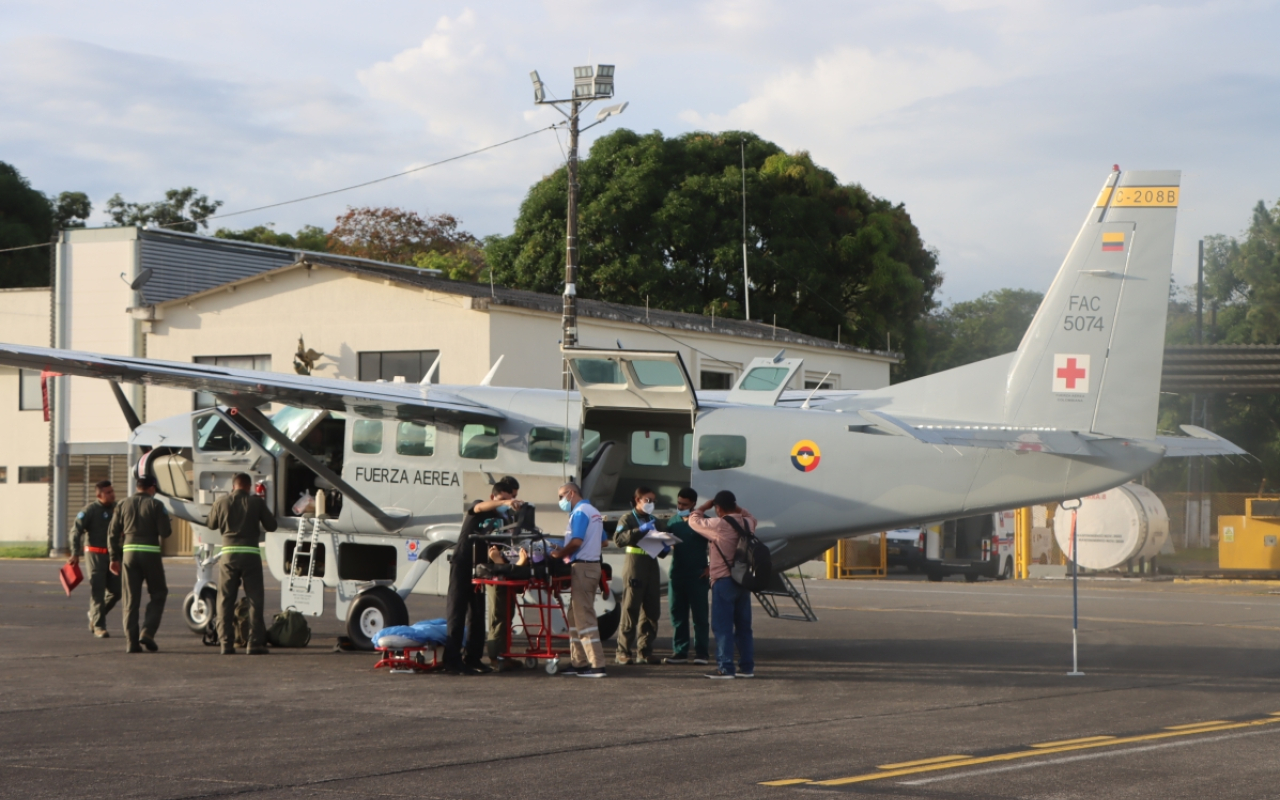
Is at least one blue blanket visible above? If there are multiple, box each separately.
[372,618,448,648]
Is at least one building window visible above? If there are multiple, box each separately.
[697,435,747,471]
[352,420,384,455]
[459,424,499,460]
[194,355,271,409]
[395,422,436,457]
[804,374,838,390]
[19,369,45,411]
[0,466,7,483]
[18,466,52,484]
[359,350,439,384]
[630,430,670,466]
[700,371,734,391]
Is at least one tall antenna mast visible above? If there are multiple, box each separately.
[741,138,751,322]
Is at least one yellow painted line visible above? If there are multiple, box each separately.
[878,755,969,769]
[795,716,1280,787]
[1165,721,1229,730]
[1030,735,1115,748]
[759,779,811,786]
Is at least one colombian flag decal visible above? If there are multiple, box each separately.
[790,440,821,473]
[1102,232,1125,252]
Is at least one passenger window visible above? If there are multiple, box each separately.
[682,434,693,468]
[195,413,250,453]
[698,435,747,471]
[460,424,500,459]
[631,359,685,387]
[528,426,570,463]
[739,366,790,391]
[395,422,436,457]
[352,420,383,455]
[630,430,670,466]
[572,358,625,385]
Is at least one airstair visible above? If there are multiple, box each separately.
[753,571,818,622]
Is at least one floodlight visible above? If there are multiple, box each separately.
[595,101,628,123]
[530,70,545,103]
[573,65,596,98]
[592,64,615,97]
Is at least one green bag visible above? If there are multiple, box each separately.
[268,608,312,647]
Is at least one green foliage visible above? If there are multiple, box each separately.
[413,248,486,281]
[0,161,53,288]
[105,187,223,233]
[0,546,48,559]
[485,130,941,363]
[911,288,1043,378]
[51,191,92,229]
[213,224,330,252]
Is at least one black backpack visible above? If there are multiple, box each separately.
[717,515,773,592]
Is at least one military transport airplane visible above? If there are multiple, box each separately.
[0,169,1243,649]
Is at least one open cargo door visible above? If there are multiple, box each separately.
[565,349,698,415]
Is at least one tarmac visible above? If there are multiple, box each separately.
[3,558,1280,799]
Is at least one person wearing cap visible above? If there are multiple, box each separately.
[69,479,120,638]
[108,476,172,653]
[687,489,757,679]
[206,473,278,655]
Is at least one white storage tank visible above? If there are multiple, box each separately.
[1053,482,1169,570]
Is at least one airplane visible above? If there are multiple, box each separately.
[0,168,1244,651]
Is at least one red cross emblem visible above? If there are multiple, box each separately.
[1053,354,1090,394]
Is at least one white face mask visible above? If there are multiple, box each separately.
[640,501,655,515]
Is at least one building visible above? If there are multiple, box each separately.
[0,227,898,551]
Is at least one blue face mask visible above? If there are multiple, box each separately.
[497,504,512,516]
[676,509,691,518]
[558,498,573,512]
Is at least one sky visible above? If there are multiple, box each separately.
[3,0,1279,303]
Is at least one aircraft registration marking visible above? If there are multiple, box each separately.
[759,713,1280,788]
[1095,186,1179,207]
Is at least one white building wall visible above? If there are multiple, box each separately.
[0,288,52,543]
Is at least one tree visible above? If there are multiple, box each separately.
[0,161,53,288]
[484,129,941,365]
[51,191,92,229]
[912,289,1044,377]
[327,207,482,268]
[214,224,329,252]
[105,187,223,233]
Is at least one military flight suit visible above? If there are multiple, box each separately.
[108,492,172,650]
[614,510,665,663]
[73,500,120,634]
[665,516,710,661]
[206,489,278,651]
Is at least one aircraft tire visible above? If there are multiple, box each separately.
[597,603,622,642]
[182,588,218,634]
[346,587,409,650]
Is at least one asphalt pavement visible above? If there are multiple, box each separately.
[3,558,1279,800]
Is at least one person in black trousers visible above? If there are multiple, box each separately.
[442,478,519,674]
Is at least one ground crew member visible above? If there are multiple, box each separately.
[613,486,667,665]
[663,487,710,665]
[108,476,172,653]
[443,478,518,674]
[485,475,523,672]
[551,482,607,678]
[206,473,278,655]
[69,479,120,638]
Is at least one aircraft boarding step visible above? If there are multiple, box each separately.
[753,572,818,622]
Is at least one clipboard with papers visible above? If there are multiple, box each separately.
[636,531,678,559]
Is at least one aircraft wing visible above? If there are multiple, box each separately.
[0,342,504,423]
[1155,425,1249,457]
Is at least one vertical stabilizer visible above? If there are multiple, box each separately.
[1003,170,1180,440]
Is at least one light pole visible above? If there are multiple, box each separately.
[530,65,627,387]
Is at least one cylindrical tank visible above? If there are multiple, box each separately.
[1053,482,1169,570]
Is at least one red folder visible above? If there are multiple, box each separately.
[59,562,83,596]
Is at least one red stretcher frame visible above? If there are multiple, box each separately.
[472,574,573,670]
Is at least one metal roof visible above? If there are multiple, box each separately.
[1162,345,1280,392]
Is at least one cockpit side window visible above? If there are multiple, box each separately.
[528,426,570,463]
[396,422,436,457]
[352,420,384,455]
[697,435,747,471]
[459,423,500,460]
[195,413,250,453]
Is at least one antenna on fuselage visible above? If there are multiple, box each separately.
[772,349,786,363]
[801,370,833,410]
[419,353,441,385]
[479,354,505,386]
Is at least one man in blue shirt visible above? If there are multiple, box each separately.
[549,482,607,678]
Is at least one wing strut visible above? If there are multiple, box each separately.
[231,405,406,534]
[109,381,144,433]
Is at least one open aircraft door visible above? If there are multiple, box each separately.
[190,408,276,515]
[564,348,699,417]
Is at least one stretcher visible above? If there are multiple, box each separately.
[373,645,440,674]
[472,573,573,674]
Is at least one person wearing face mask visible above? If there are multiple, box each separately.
[485,476,525,672]
[443,478,520,674]
[662,488,710,665]
[549,482,607,677]
[612,486,667,665]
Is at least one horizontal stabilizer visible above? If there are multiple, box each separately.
[853,410,1105,456]
[1156,425,1249,458]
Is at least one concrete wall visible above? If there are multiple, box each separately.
[0,288,52,543]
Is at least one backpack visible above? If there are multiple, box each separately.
[268,608,312,647]
[716,515,773,592]
[233,597,254,647]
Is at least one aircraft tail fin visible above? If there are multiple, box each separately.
[1002,170,1180,440]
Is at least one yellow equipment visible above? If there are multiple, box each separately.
[1218,498,1280,570]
